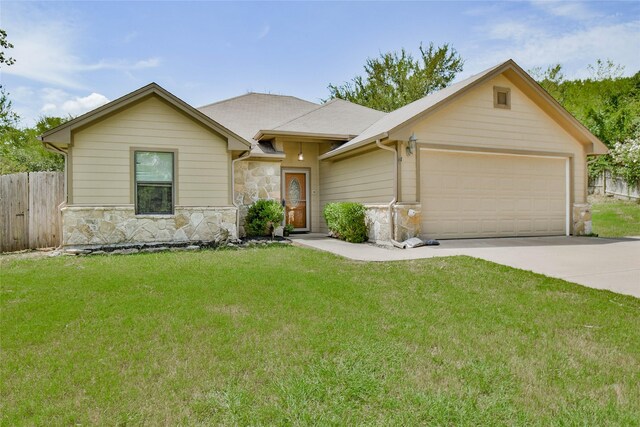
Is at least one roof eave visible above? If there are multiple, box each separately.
[319,132,389,160]
[255,129,357,141]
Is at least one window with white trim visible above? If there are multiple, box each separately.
[134,151,174,215]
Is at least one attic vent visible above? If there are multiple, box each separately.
[493,86,511,109]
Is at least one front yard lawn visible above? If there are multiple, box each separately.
[2,247,639,425]
[591,199,640,237]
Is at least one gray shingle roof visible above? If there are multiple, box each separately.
[197,92,387,156]
[269,99,386,137]
[198,93,319,144]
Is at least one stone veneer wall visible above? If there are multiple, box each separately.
[364,205,391,243]
[364,203,422,243]
[393,204,421,241]
[62,206,237,247]
[234,160,281,237]
[572,203,592,236]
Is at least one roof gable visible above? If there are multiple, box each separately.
[321,60,607,159]
[41,83,250,150]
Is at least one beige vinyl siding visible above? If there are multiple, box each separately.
[71,96,231,206]
[398,141,417,202]
[410,74,587,203]
[319,148,394,231]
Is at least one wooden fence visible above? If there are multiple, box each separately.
[589,171,640,200]
[1,172,65,252]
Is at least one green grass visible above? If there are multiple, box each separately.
[591,199,640,237]
[2,247,639,425]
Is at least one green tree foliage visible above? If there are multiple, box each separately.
[1,88,66,174]
[327,43,463,112]
[532,61,640,184]
[0,30,66,174]
[0,28,16,67]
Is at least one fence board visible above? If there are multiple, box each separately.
[1,172,64,252]
[28,172,65,249]
[589,172,640,200]
[1,173,29,252]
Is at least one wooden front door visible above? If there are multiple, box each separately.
[283,171,308,230]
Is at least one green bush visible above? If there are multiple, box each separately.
[245,199,284,237]
[323,202,368,243]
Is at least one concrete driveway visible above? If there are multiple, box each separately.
[290,234,640,298]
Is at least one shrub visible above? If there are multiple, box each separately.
[245,199,284,237]
[323,202,368,243]
[610,132,640,186]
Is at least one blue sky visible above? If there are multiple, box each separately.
[2,1,639,125]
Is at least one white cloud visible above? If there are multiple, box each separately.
[465,19,640,79]
[258,25,271,40]
[41,92,110,117]
[532,1,599,21]
[2,3,160,89]
[123,31,138,43]
[487,22,545,41]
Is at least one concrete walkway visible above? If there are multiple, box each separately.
[290,234,640,298]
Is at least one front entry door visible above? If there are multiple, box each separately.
[283,170,309,231]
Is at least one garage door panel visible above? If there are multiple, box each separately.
[534,219,552,232]
[517,219,533,233]
[421,150,566,238]
[533,198,549,211]
[481,220,498,233]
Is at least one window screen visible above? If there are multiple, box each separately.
[135,151,174,214]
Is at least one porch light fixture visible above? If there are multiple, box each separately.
[298,142,304,161]
[407,133,417,156]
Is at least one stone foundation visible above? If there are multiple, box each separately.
[364,203,422,243]
[572,203,592,236]
[234,160,281,236]
[364,205,391,243]
[393,204,422,241]
[62,206,237,247]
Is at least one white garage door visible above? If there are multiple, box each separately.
[420,149,567,239]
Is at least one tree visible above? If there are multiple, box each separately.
[588,59,624,81]
[1,115,66,174]
[0,29,66,174]
[532,60,640,185]
[1,86,19,131]
[0,28,16,67]
[529,64,565,102]
[327,43,463,112]
[1,28,18,129]
[0,88,66,174]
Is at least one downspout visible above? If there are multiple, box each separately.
[375,139,398,243]
[231,148,253,238]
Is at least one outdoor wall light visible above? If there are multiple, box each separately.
[406,133,417,156]
[298,142,304,161]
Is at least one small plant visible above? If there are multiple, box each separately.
[284,223,295,236]
[245,199,284,237]
[323,202,368,243]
